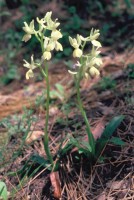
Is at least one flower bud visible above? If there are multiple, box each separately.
[22,34,31,42]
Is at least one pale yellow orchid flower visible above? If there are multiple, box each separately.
[51,30,62,41]
[73,48,82,58]
[69,36,83,58]
[23,55,37,79]
[89,66,100,77]
[43,51,52,60]
[22,20,35,42]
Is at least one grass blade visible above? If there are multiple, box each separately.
[0,181,8,200]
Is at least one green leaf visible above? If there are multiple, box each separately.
[102,115,124,139]
[67,137,92,156]
[0,181,8,200]
[124,0,132,8]
[30,154,50,168]
[80,141,92,152]
[50,90,63,101]
[59,143,73,156]
[49,84,65,101]
[127,64,134,79]
[55,83,64,95]
[95,138,107,157]
[68,6,76,14]
[63,47,72,56]
[110,137,125,146]
[99,76,116,90]
[21,0,30,4]
[95,115,124,157]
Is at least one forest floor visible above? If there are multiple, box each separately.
[0,1,134,199]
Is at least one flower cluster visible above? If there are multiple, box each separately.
[22,11,102,80]
[69,29,102,79]
[22,11,63,79]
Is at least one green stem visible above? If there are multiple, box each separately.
[43,63,53,165]
[75,62,95,156]
[40,34,53,166]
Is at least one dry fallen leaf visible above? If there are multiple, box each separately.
[50,171,61,199]
[106,180,128,190]
[25,130,44,144]
[0,95,19,105]
[0,55,4,63]
[99,106,114,116]
[49,106,59,117]
[91,119,105,140]
[97,192,106,200]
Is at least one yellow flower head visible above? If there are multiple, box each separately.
[91,40,102,48]
[51,30,62,41]
[89,66,100,77]
[22,20,35,42]
[22,20,35,34]
[69,35,83,58]
[26,69,34,80]
[43,37,50,49]
[36,12,52,30]
[44,12,60,30]
[44,11,52,22]
[44,37,63,53]
[73,48,82,58]
[55,41,63,51]
[68,28,102,79]
[46,41,55,51]
[90,29,100,41]
[36,17,46,29]
[23,55,37,70]
[22,34,32,42]
[69,37,79,49]
[43,51,52,60]
[23,55,37,79]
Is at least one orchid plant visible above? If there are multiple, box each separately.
[68,30,102,156]
[22,11,102,169]
[22,12,63,169]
